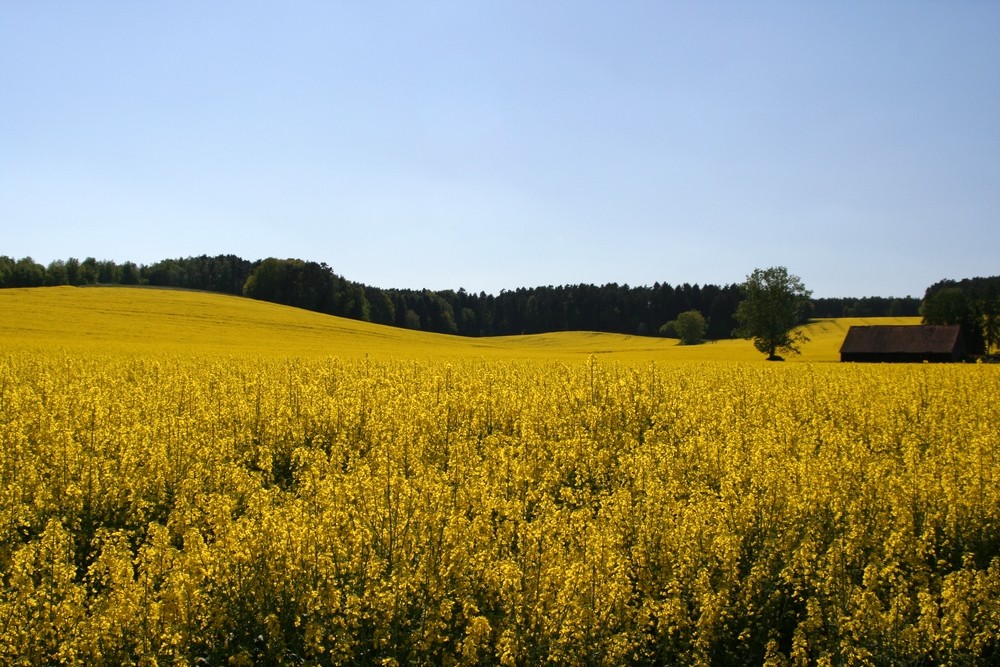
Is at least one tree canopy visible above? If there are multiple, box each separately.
[921,276,1000,356]
[734,267,813,360]
[675,310,707,345]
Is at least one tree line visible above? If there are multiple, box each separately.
[921,275,1000,355]
[1,254,921,338]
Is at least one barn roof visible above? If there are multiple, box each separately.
[839,325,963,355]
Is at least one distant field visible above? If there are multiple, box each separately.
[0,286,920,361]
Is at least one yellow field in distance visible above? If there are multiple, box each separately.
[0,286,920,362]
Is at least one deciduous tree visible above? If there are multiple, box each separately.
[734,266,812,360]
[675,310,707,345]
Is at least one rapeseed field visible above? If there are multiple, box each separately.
[1,287,994,665]
[0,286,917,362]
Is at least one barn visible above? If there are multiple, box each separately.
[840,325,966,363]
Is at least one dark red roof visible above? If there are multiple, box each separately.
[839,325,962,355]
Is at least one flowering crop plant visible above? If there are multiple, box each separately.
[0,288,997,665]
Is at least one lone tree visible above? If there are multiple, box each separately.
[734,266,812,360]
[675,309,707,345]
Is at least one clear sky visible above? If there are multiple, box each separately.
[2,1,998,298]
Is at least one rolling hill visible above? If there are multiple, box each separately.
[0,286,920,362]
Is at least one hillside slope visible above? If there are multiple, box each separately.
[0,286,919,361]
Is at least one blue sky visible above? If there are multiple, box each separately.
[2,1,998,298]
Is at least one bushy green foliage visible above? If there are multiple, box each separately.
[734,266,813,360]
[659,321,677,338]
[922,277,1000,355]
[675,310,707,345]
